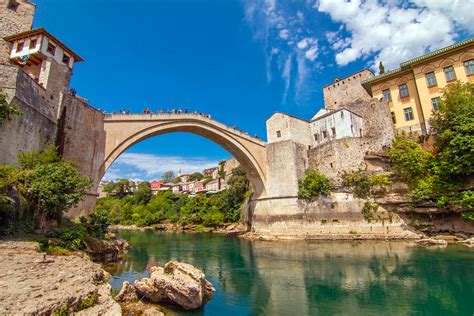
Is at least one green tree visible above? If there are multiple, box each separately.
[430,82,474,182]
[0,91,21,123]
[387,137,433,186]
[103,179,133,198]
[135,181,152,205]
[218,162,226,180]
[298,169,331,200]
[18,147,92,231]
[162,170,175,182]
[188,172,204,181]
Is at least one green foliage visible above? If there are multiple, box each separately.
[298,169,331,200]
[37,222,87,251]
[78,291,99,310]
[342,171,392,198]
[430,82,474,181]
[459,190,474,209]
[0,92,21,123]
[218,162,226,180]
[103,179,134,199]
[1,147,91,233]
[162,170,175,182]
[134,181,152,204]
[388,137,433,186]
[387,83,473,212]
[0,165,21,219]
[461,211,474,221]
[188,172,204,181]
[96,168,250,228]
[79,209,110,239]
[362,201,378,221]
[51,305,70,316]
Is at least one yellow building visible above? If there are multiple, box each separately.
[362,38,474,134]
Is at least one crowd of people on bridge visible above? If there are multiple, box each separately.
[142,107,211,119]
[104,107,261,139]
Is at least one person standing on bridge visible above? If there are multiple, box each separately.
[184,108,188,113]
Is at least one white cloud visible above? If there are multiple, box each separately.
[104,153,222,181]
[279,29,290,39]
[305,45,319,61]
[317,0,473,70]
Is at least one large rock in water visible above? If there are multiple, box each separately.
[134,261,215,310]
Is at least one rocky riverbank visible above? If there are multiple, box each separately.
[0,240,121,315]
[109,222,247,235]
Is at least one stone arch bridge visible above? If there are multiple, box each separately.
[102,113,267,198]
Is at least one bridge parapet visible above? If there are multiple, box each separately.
[103,113,266,146]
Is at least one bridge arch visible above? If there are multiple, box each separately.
[101,114,267,198]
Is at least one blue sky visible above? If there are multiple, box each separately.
[31,0,473,181]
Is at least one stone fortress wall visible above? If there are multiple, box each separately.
[0,64,57,165]
[323,69,374,109]
[57,94,106,218]
[0,0,106,216]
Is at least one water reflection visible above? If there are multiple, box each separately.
[107,231,474,316]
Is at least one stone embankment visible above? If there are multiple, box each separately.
[116,261,215,311]
[0,241,121,315]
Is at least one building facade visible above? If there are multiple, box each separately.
[362,38,474,133]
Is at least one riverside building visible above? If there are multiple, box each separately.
[362,38,474,134]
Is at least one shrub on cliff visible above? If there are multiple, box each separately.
[342,171,392,198]
[0,91,21,123]
[298,169,331,200]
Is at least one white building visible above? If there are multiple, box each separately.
[5,28,83,82]
[309,108,363,147]
[266,107,363,148]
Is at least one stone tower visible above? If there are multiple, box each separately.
[0,0,36,63]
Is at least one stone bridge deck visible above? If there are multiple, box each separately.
[103,113,266,145]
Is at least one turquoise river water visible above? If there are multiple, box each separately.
[107,230,474,315]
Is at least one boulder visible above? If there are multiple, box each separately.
[85,237,129,263]
[416,238,448,246]
[134,261,215,310]
[115,281,139,303]
[458,237,474,246]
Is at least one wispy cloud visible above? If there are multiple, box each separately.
[103,153,222,181]
[242,0,321,106]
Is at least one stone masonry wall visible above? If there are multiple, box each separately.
[309,97,395,183]
[266,113,312,146]
[0,0,35,63]
[38,58,72,118]
[323,69,374,110]
[264,140,308,198]
[59,94,106,218]
[0,64,57,165]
